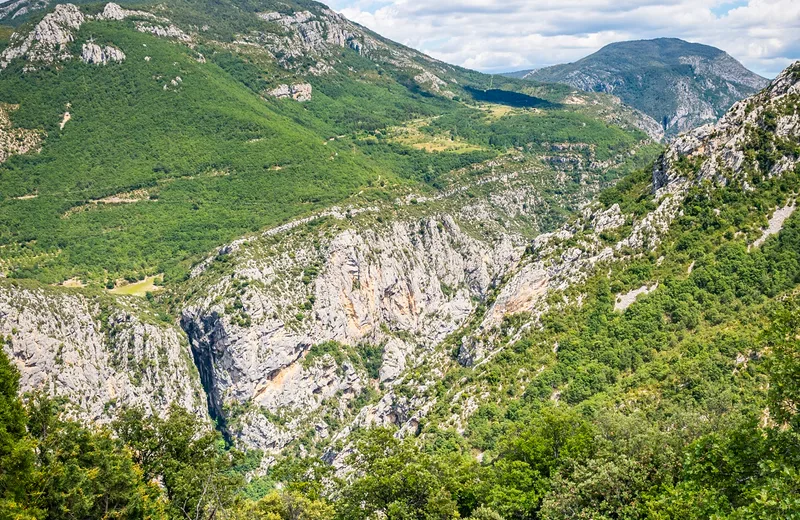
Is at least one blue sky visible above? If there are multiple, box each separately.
[327,0,799,78]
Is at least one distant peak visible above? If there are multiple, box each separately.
[523,38,768,135]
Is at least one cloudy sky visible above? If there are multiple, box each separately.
[326,0,799,78]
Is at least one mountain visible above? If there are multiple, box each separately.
[520,38,769,136]
[0,0,799,517]
[0,0,659,448]
[3,56,797,520]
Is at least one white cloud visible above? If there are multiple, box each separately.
[328,0,799,77]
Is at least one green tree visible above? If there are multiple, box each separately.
[114,405,245,520]
[233,490,333,520]
[765,297,800,429]
[25,392,161,520]
[335,429,460,520]
[485,407,596,519]
[0,345,38,520]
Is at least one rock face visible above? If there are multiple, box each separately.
[247,7,455,97]
[0,282,206,421]
[654,61,800,188]
[0,0,50,21]
[524,38,769,135]
[1,3,189,71]
[414,70,446,90]
[181,212,522,452]
[256,9,379,62]
[456,166,687,366]
[0,3,84,70]
[80,43,125,65]
[268,83,313,102]
[95,2,160,22]
[135,22,191,42]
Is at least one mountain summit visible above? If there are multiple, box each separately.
[516,38,768,135]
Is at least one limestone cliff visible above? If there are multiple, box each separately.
[179,178,532,452]
[0,3,185,71]
[0,281,206,421]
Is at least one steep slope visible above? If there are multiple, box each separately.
[379,59,800,460]
[521,38,769,135]
[0,280,207,420]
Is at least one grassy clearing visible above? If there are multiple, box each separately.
[109,275,162,297]
[59,278,86,288]
[476,103,529,120]
[385,117,487,153]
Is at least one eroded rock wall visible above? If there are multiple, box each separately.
[0,282,206,421]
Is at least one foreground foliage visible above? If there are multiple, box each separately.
[1,300,798,520]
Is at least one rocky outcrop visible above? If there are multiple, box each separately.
[753,202,796,249]
[80,43,125,65]
[0,3,192,71]
[588,203,625,233]
[256,9,378,62]
[248,6,453,86]
[654,61,800,188]
[135,22,191,42]
[0,3,84,70]
[95,2,161,22]
[413,71,456,98]
[0,281,206,421]
[0,0,49,21]
[1,3,189,71]
[268,83,312,102]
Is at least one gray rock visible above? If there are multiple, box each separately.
[1,3,173,70]
[95,2,160,21]
[181,209,522,453]
[135,22,191,42]
[0,282,206,422]
[268,83,312,102]
[80,42,125,65]
[1,3,84,69]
